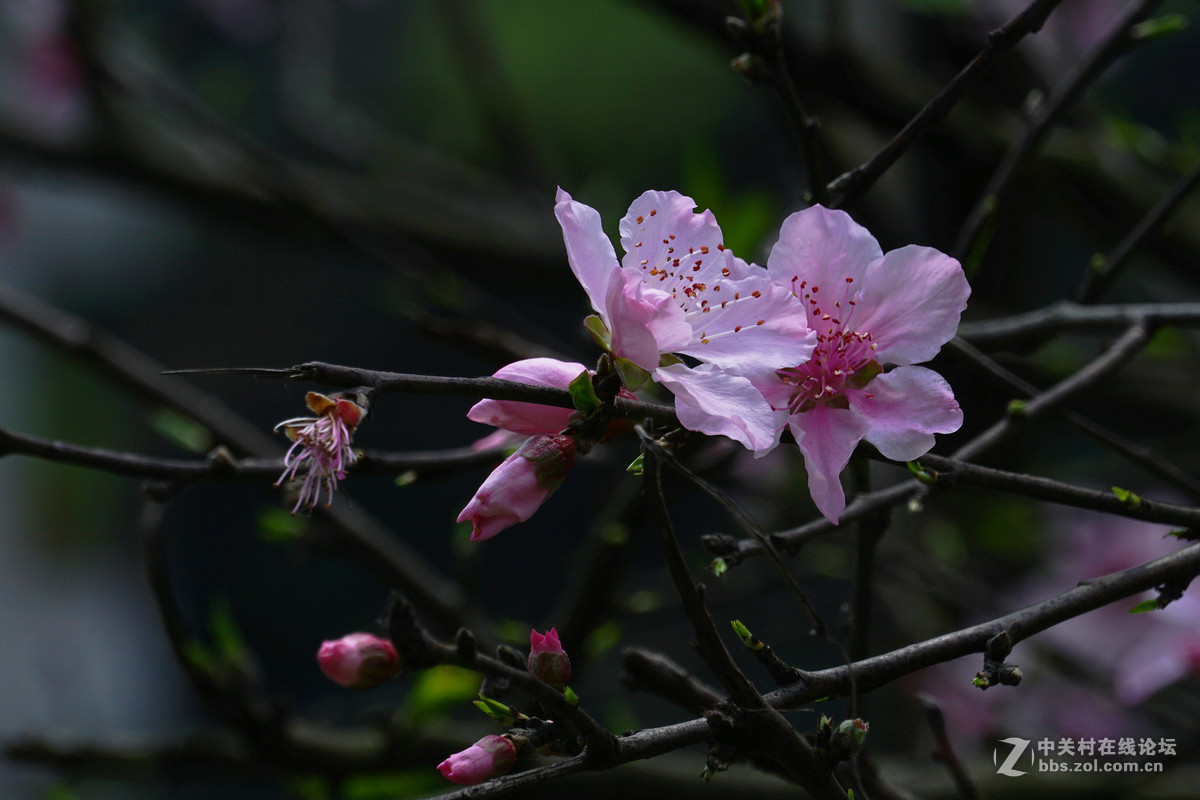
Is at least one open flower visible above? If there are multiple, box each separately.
[457,434,577,541]
[274,391,364,513]
[438,734,518,785]
[555,188,815,449]
[756,206,969,523]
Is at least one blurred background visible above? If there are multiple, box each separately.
[1,0,1198,797]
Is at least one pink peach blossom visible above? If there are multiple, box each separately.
[756,205,968,523]
[555,188,816,449]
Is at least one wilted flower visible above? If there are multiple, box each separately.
[457,434,577,541]
[316,632,400,689]
[556,188,815,449]
[438,734,518,785]
[528,627,571,687]
[274,391,365,513]
[755,205,969,523]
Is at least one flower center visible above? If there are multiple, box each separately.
[777,275,878,413]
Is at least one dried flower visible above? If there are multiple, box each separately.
[274,391,365,513]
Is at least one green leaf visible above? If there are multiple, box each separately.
[256,505,305,542]
[403,666,480,724]
[1131,14,1189,42]
[584,315,612,350]
[906,461,937,485]
[708,557,728,577]
[1111,486,1144,511]
[626,453,645,475]
[730,619,762,651]
[209,598,250,666]
[1006,398,1027,416]
[568,370,601,415]
[583,621,622,659]
[614,357,652,391]
[473,694,517,725]
[1129,599,1161,614]
[147,408,213,453]
[564,686,579,707]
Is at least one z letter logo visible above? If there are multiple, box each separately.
[994,737,1033,777]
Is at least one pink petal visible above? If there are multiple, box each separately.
[618,190,725,278]
[674,273,815,374]
[854,245,969,365]
[654,362,778,451]
[555,187,620,322]
[789,404,872,524]
[607,267,690,369]
[766,205,883,318]
[467,358,588,435]
[853,366,963,461]
[456,450,547,541]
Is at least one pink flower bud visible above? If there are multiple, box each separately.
[316,633,400,689]
[437,734,518,785]
[528,627,572,687]
[457,434,577,541]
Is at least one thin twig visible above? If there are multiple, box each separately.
[946,337,1200,498]
[958,301,1200,347]
[769,540,1200,707]
[952,323,1151,461]
[1076,154,1200,302]
[914,452,1200,527]
[826,0,1066,208]
[953,0,1166,259]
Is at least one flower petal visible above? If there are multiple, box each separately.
[854,245,969,365]
[674,273,815,374]
[854,366,962,461]
[467,358,587,435]
[618,190,725,278]
[789,404,871,524]
[555,187,620,321]
[766,205,883,319]
[654,362,778,451]
[607,267,690,369]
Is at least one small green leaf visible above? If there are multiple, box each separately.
[564,686,579,707]
[209,598,250,665]
[1006,398,1027,416]
[730,619,762,650]
[1129,599,1161,614]
[1131,14,1189,42]
[568,370,601,416]
[148,408,213,453]
[473,694,517,725]
[614,357,651,391]
[708,557,728,577]
[583,621,622,659]
[626,453,645,475]
[906,461,937,485]
[584,315,611,350]
[1111,486,1144,510]
[403,666,480,724]
[256,505,305,542]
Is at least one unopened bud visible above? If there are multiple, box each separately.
[437,734,518,785]
[316,633,400,689]
[528,627,572,687]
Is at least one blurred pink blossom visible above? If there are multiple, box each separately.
[316,632,399,689]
